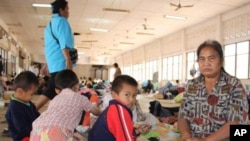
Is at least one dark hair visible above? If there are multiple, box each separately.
[13,71,39,91]
[196,40,225,71]
[51,0,68,14]
[111,75,138,94]
[114,63,118,67]
[55,69,79,90]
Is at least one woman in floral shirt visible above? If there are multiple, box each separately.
[178,40,249,141]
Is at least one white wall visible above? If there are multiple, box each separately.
[73,64,110,81]
[73,64,94,79]
[115,3,250,84]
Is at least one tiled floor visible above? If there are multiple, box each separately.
[0,106,11,141]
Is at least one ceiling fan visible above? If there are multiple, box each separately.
[142,18,154,30]
[120,30,135,45]
[124,30,135,39]
[170,0,194,11]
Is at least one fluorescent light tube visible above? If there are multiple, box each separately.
[103,8,130,13]
[81,40,98,42]
[32,3,51,8]
[90,28,108,32]
[136,32,154,36]
[164,15,187,20]
[120,42,134,45]
[78,52,85,55]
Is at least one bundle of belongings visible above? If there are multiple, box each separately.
[155,81,185,99]
[148,98,183,125]
[94,81,106,90]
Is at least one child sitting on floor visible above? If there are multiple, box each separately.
[89,75,151,141]
[5,71,40,141]
[30,69,101,141]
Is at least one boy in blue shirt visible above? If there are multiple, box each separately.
[5,71,40,141]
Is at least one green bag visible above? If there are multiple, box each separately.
[174,92,183,103]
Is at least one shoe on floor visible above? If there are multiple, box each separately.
[1,128,10,137]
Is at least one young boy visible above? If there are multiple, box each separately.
[30,69,100,140]
[5,71,40,141]
[88,75,151,141]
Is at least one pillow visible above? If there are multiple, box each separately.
[245,84,250,91]
[142,80,148,87]
[174,92,183,103]
[153,82,158,90]
[164,81,173,88]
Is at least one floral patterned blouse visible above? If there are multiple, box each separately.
[178,70,249,138]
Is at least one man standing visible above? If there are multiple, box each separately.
[35,0,75,110]
[0,55,3,76]
[113,63,121,79]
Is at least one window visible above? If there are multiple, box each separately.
[162,55,182,81]
[11,55,16,77]
[122,65,132,76]
[224,44,236,76]
[178,55,183,79]
[173,56,180,80]
[167,57,173,80]
[162,58,167,80]
[186,51,198,80]
[224,41,249,79]
[0,48,8,76]
[145,60,158,80]
[133,63,143,81]
[236,42,249,78]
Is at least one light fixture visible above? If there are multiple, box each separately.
[163,14,187,20]
[78,52,85,55]
[103,8,130,13]
[120,42,134,45]
[136,32,154,36]
[32,3,51,8]
[89,28,108,32]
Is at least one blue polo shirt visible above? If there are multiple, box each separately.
[44,14,74,73]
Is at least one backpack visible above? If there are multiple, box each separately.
[0,80,5,99]
[149,100,172,117]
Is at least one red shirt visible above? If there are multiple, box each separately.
[107,100,136,141]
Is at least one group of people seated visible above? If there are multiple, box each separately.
[79,76,96,89]
[79,76,110,90]
[4,70,157,141]
[3,40,250,141]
